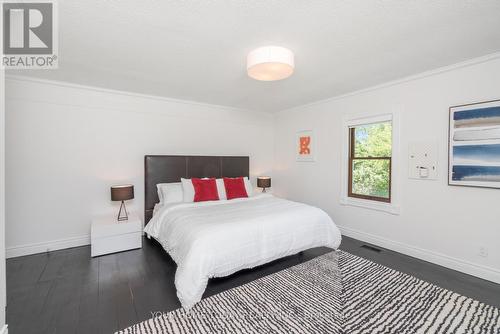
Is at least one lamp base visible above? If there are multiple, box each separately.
[117,200,129,221]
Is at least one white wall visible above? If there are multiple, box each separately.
[5,77,274,257]
[0,67,7,332]
[5,55,500,287]
[274,55,500,283]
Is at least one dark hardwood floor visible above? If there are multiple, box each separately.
[6,236,500,334]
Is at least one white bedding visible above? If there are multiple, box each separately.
[143,194,342,309]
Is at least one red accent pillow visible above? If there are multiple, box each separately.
[192,178,219,202]
[223,177,248,200]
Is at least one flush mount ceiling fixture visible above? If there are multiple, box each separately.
[247,46,294,81]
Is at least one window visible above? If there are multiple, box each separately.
[348,121,392,203]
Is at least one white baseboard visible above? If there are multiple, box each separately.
[338,225,500,284]
[6,235,90,258]
[0,324,8,334]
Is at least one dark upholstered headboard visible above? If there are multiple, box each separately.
[144,155,249,224]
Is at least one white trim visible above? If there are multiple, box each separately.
[0,324,7,334]
[5,75,272,126]
[5,75,256,114]
[339,197,400,215]
[345,113,393,127]
[9,52,500,116]
[278,51,500,114]
[340,111,401,214]
[6,235,90,258]
[0,50,6,332]
[339,225,500,284]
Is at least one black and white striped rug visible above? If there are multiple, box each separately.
[117,251,500,334]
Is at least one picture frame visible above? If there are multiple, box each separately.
[448,99,500,189]
[296,130,315,162]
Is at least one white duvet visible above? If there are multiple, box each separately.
[143,194,342,309]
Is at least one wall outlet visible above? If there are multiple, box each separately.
[479,247,488,258]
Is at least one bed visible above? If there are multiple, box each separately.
[143,155,342,309]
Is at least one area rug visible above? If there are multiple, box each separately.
[116,251,500,334]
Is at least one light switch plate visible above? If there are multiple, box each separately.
[409,141,438,180]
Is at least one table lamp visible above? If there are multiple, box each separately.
[111,185,134,221]
[257,177,271,193]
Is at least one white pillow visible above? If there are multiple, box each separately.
[157,182,183,204]
[244,177,253,197]
[181,178,195,202]
[216,179,227,200]
[157,183,167,202]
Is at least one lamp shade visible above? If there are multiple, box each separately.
[247,46,294,81]
[257,177,271,189]
[111,185,134,201]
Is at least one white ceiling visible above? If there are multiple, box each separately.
[15,0,500,112]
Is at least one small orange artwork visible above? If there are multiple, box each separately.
[299,136,311,155]
[296,130,314,161]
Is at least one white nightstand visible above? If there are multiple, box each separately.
[91,213,142,257]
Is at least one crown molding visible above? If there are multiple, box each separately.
[5,74,261,115]
[7,51,500,116]
[277,51,500,114]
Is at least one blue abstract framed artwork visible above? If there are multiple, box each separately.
[449,99,500,189]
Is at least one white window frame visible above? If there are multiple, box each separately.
[340,111,400,215]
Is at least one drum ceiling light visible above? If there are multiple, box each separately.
[247,46,294,81]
